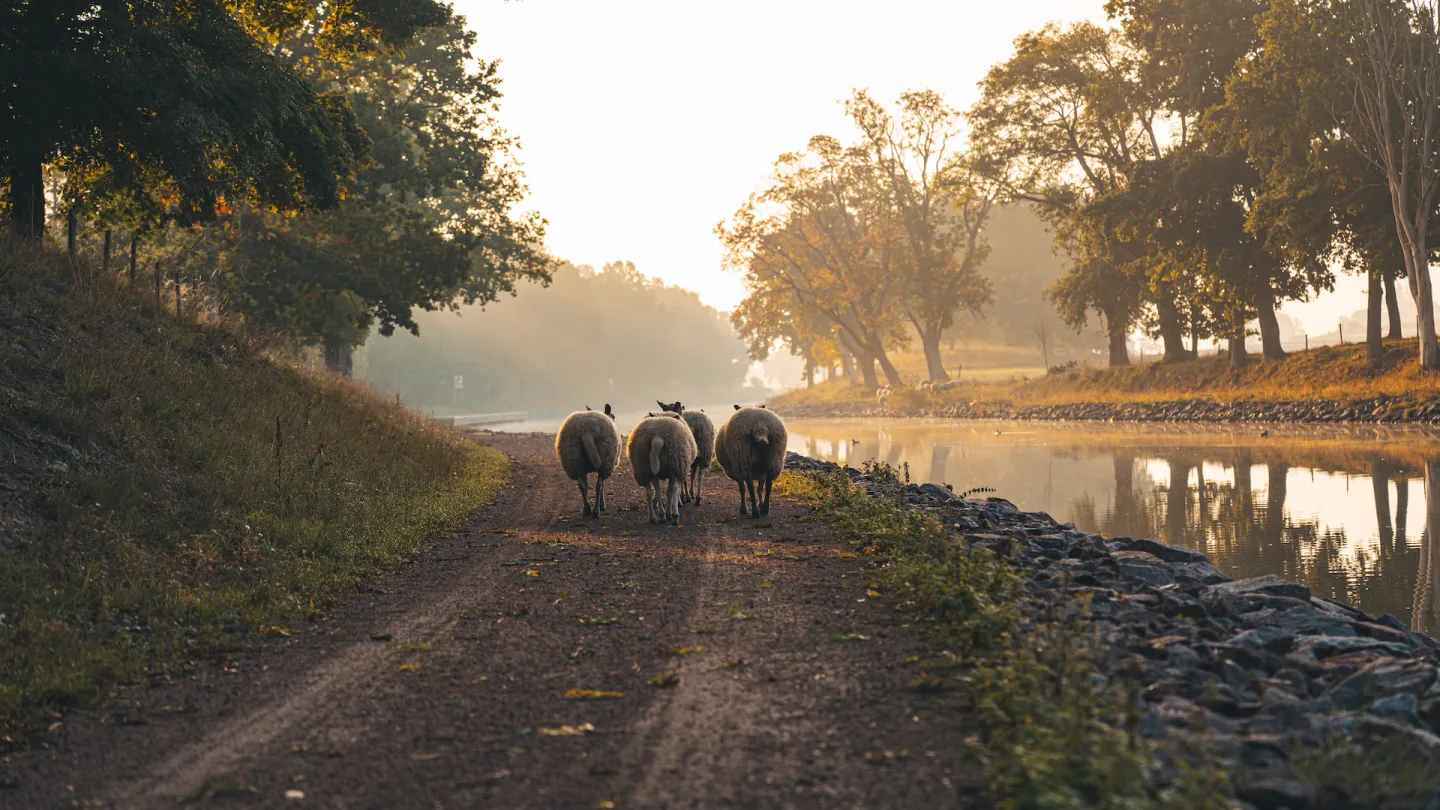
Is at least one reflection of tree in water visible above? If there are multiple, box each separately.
[1081,450,1440,634]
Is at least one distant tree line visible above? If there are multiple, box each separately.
[729,0,1440,380]
[0,1,548,370]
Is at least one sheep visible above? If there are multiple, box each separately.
[626,412,698,525]
[554,404,621,518]
[658,401,715,505]
[716,405,788,518]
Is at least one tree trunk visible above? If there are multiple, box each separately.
[805,364,814,388]
[874,344,904,387]
[1228,311,1248,371]
[1403,241,1440,370]
[856,350,879,388]
[919,324,948,382]
[1367,269,1385,366]
[1165,458,1192,544]
[66,207,78,258]
[1255,288,1286,360]
[1156,296,1193,363]
[1398,474,1410,544]
[1106,313,1131,367]
[7,152,45,242]
[1386,274,1404,339]
[839,346,859,385]
[324,342,355,378]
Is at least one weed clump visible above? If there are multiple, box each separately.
[787,464,1231,808]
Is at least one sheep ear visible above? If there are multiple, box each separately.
[585,404,592,411]
[734,404,741,410]
[657,400,665,409]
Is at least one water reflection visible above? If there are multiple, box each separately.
[786,419,1440,636]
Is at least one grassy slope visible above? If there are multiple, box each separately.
[0,251,506,730]
[774,338,1440,409]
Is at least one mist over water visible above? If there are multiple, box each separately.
[787,419,1440,636]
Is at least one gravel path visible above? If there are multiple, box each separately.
[4,433,973,809]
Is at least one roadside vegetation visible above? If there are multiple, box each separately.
[0,251,506,731]
[776,466,1230,809]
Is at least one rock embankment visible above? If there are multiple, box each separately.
[786,450,1440,809]
[775,394,1440,424]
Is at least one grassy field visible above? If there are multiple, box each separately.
[773,338,1440,409]
[0,249,506,731]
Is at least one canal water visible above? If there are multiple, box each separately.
[786,418,1440,636]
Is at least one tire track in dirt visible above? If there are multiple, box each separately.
[5,433,976,809]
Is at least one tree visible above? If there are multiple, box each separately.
[144,13,550,370]
[847,90,996,381]
[970,22,1176,364]
[720,136,911,387]
[1223,0,1398,366]
[1,0,446,240]
[1344,0,1440,370]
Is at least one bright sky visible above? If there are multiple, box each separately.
[456,0,1387,337]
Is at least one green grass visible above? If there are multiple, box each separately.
[0,248,507,730]
[779,465,1230,809]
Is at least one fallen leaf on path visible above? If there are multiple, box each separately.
[648,672,679,688]
[285,789,305,800]
[524,569,540,577]
[831,633,871,642]
[725,602,757,621]
[717,660,746,669]
[836,552,857,559]
[665,646,703,656]
[757,582,774,589]
[539,723,596,736]
[397,663,422,672]
[753,550,773,558]
[565,689,625,700]
[596,800,618,809]
[691,626,717,634]
[866,589,882,597]
[261,626,293,637]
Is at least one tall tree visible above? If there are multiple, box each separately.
[970,22,1177,364]
[1344,0,1440,370]
[847,90,996,381]
[720,136,910,387]
[1,0,447,241]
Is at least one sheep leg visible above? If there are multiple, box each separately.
[667,478,681,525]
[737,480,748,515]
[694,467,704,505]
[761,477,773,516]
[576,477,593,517]
[745,479,760,519]
[648,481,662,524]
[596,476,606,514]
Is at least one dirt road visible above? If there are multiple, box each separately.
[4,433,972,809]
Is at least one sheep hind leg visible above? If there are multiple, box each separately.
[745,479,760,519]
[595,476,606,515]
[577,477,592,518]
[667,478,681,526]
[651,481,664,524]
[737,480,748,515]
[694,467,704,505]
[761,477,773,516]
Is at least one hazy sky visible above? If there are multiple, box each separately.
[456,0,1386,339]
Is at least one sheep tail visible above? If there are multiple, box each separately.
[649,436,665,476]
[753,429,770,446]
[581,432,602,469]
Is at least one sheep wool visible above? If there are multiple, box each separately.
[555,405,621,518]
[627,413,698,525]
